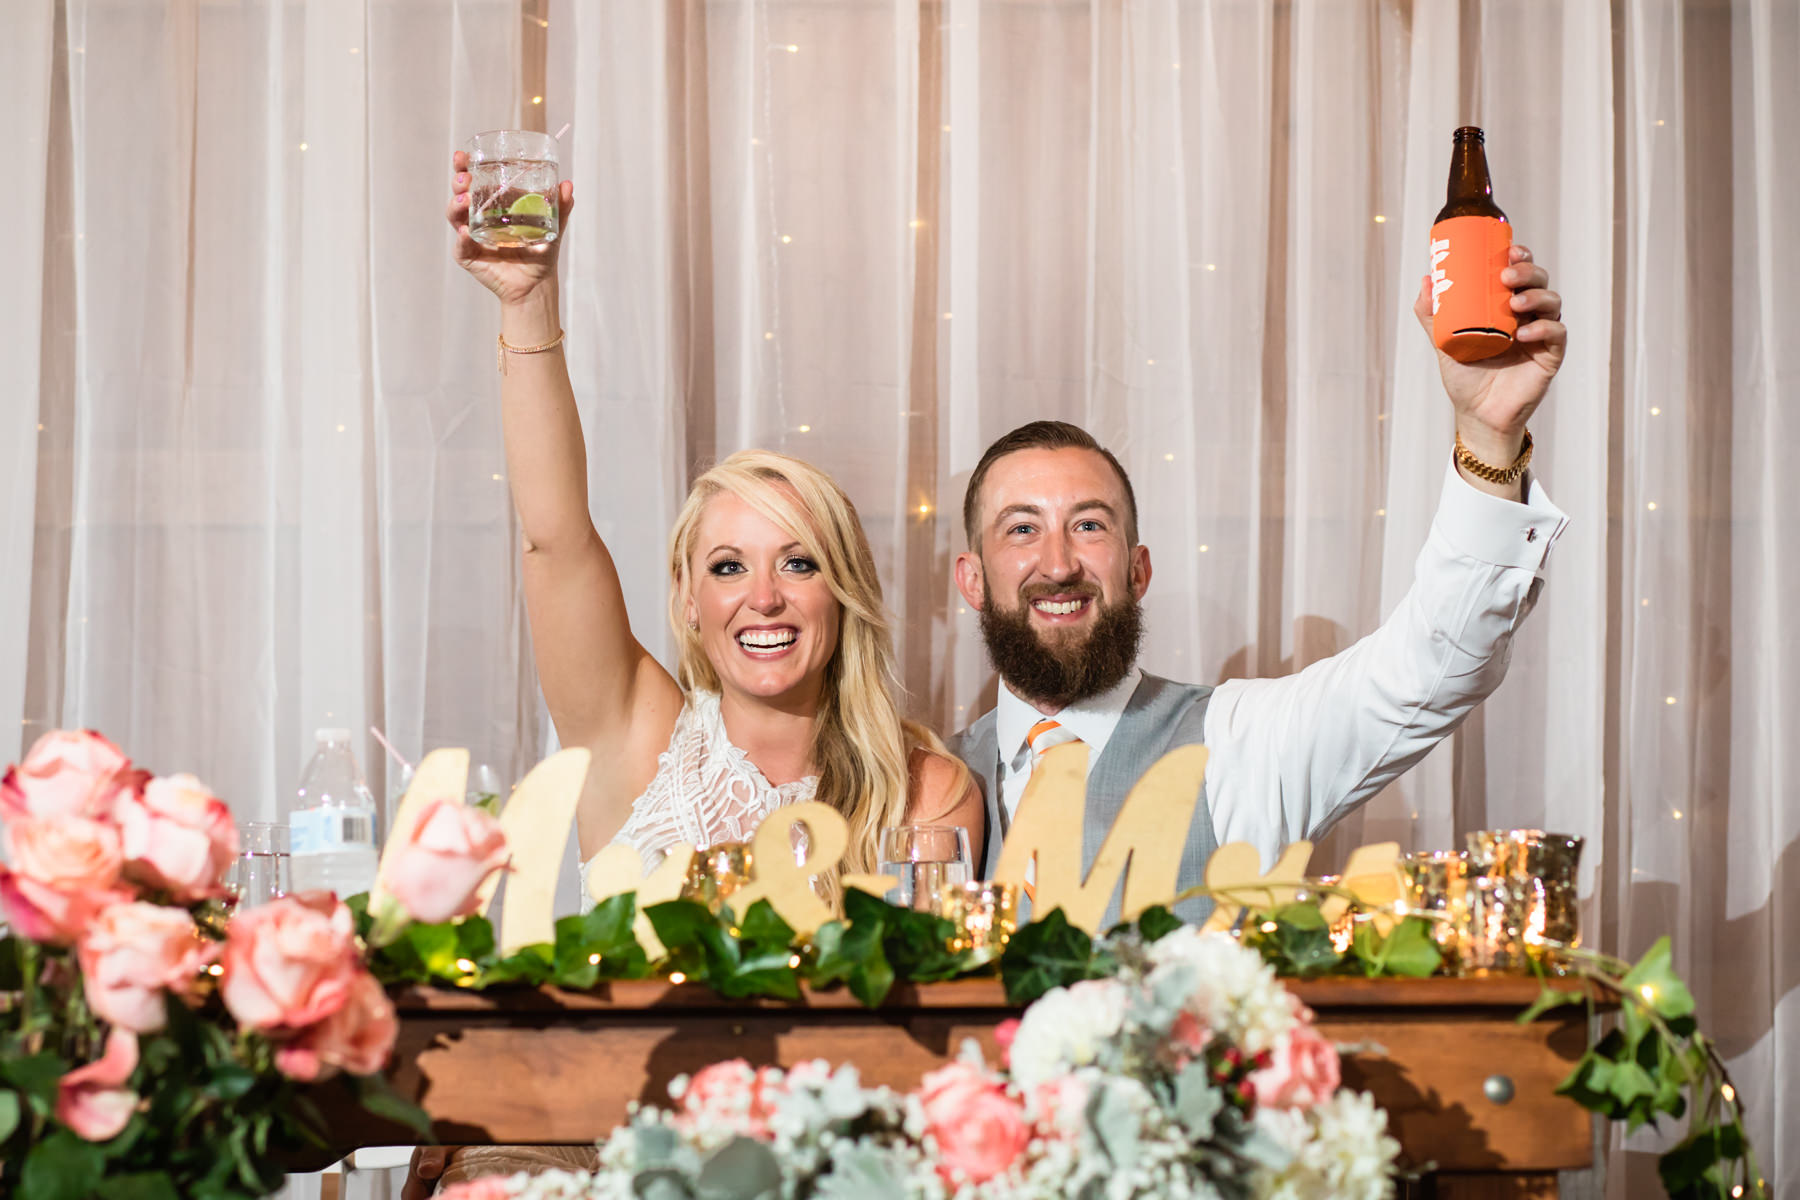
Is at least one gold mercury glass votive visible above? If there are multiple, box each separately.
[1454,874,1533,976]
[1465,829,1584,971]
[681,842,754,913]
[1400,850,1471,974]
[937,881,1020,960]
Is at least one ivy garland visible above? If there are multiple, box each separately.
[353,889,1763,1199]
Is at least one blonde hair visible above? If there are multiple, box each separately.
[667,449,959,874]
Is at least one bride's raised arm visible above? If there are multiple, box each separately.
[447,152,682,854]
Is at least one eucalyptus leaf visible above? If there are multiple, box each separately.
[1086,1080,1144,1169]
[1172,1060,1223,1138]
[695,1135,782,1199]
[811,1143,907,1200]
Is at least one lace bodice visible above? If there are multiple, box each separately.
[583,691,818,893]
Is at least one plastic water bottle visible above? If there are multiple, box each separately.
[286,728,380,898]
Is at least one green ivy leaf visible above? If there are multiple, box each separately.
[403,921,462,978]
[880,906,968,983]
[806,916,894,1007]
[1621,936,1697,1024]
[1370,917,1441,978]
[22,1129,106,1200]
[0,1088,19,1142]
[482,942,555,987]
[736,900,795,950]
[1135,906,1183,943]
[1657,1123,1747,1195]
[645,899,720,983]
[455,916,497,962]
[1000,909,1103,1004]
[1517,982,1587,1025]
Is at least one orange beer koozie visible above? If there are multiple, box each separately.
[1429,215,1515,362]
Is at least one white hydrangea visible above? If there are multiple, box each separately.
[1007,977,1131,1088]
[1251,1088,1400,1200]
[1145,925,1301,1054]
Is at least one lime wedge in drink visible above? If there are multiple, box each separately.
[508,192,553,219]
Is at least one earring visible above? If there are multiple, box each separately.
[687,619,699,631]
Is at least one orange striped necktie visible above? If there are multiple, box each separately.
[1026,718,1081,762]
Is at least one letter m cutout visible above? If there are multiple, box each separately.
[993,742,1210,934]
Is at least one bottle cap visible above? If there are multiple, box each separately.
[315,727,352,744]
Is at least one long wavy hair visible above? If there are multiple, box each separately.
[667,449,957,874]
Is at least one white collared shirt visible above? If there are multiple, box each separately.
[991,463,1569,865]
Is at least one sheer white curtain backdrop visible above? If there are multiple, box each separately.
[0,1,1792,1196]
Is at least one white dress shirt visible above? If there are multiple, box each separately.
[993,462,1568,866]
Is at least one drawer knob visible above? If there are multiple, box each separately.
[1483,1074,1516,1104]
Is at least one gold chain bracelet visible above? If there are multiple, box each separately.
[1453,429,1533,486]
[497,329,565,374]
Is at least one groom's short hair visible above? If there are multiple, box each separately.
[962,421,1140,549]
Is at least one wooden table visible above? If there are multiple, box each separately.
[316,976,1604,1198]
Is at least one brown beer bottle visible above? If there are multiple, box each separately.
[1429,126,1516,362]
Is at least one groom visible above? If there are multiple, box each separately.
[948,249,1569,921]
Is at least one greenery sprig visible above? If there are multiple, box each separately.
[1518,937,1764,1200]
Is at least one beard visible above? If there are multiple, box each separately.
[978,581,1144,709]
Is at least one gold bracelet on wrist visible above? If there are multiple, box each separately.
[1453,429,1533,486]
[496,329,565,374]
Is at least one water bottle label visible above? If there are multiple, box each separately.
[289,807,375,855]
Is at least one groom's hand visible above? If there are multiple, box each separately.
[1413,243,1566,499]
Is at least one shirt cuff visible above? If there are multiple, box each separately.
[1431,459,1569,572]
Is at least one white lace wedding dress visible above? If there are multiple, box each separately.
[578,689,818,899]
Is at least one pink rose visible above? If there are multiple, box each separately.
[56,1029,139,1142]
[77,902,213,1033]
[676,1059,774,1139]
[1170,1010,1212,1063]
[1,729,140,823]
[274,972,399,1081]
[117,773,238,901]
[994,1017,1022,1066]
[917,1060,1030,1184]
[0,817,132,944]
[1248,1024,1342,1110]
[378,797,509,925]
[220,891,360,1032]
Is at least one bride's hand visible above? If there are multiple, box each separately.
[446,150,575,306]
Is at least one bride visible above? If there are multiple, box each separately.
[446,153,981,885]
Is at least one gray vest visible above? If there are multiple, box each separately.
[947,672,1218,927]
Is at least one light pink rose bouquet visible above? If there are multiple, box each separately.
[0,815,134,944]
[1249,1021,1342,1110]
[916,1059,1031,1185]
[219,890,362,1033]
[117,773,238,901]
[376,796,510,926]
[274,972,400,1082]
[55,1030,140,1142]
[77,901,214,1032]
[0,729,142,823]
